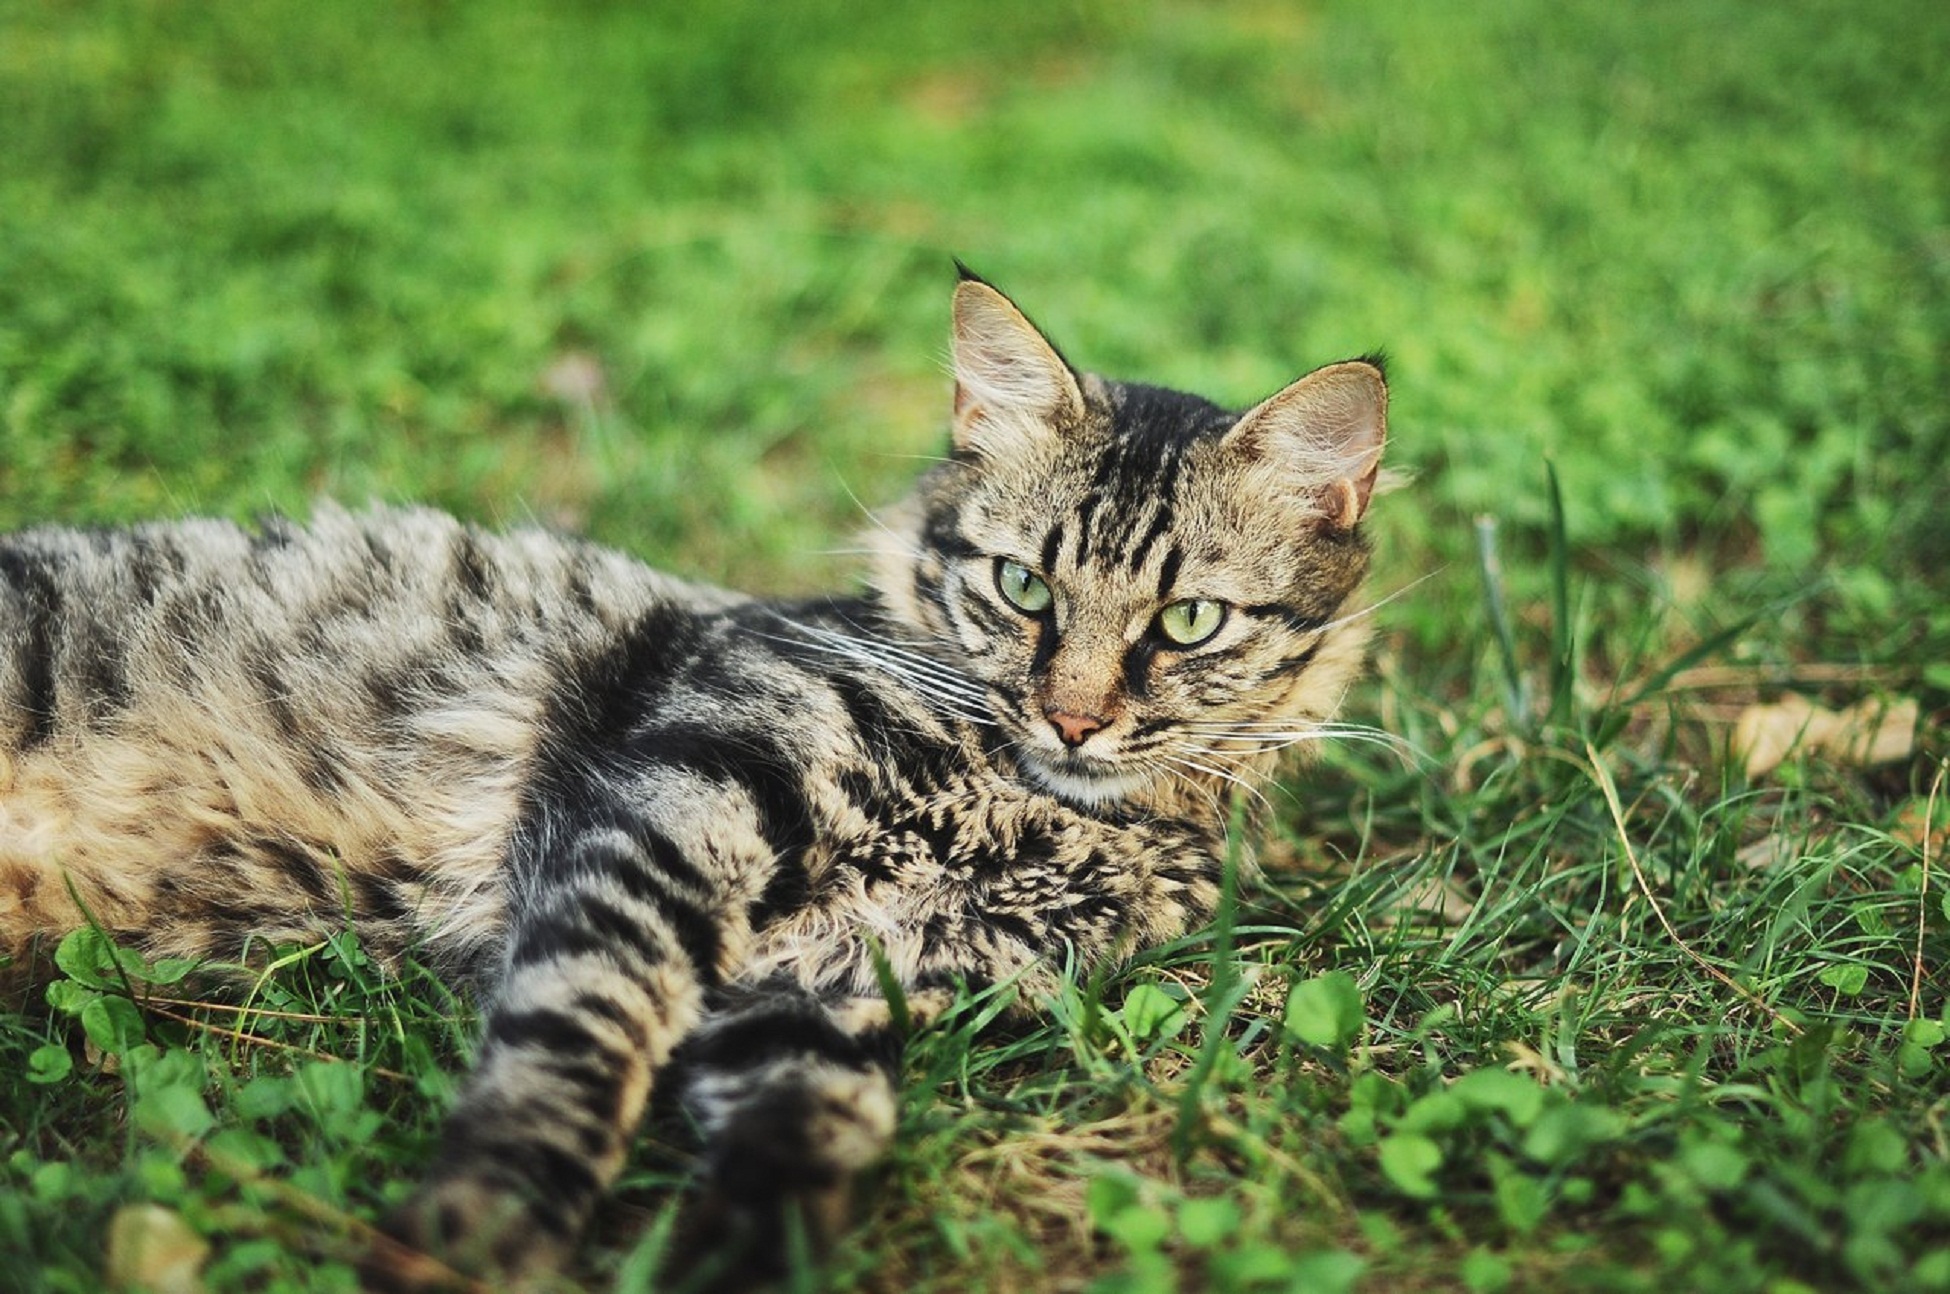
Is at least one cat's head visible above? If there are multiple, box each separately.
[874,271,1387,808]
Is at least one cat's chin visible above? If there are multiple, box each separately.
[1018,754,1156,808]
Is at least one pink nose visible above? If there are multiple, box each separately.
[1045,709,1106,747]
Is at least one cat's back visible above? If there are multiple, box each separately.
[0,505,739,974]
[2,504,722,712]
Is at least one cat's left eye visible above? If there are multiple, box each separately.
[995,559,1054,614]
[1156,599,1226,646]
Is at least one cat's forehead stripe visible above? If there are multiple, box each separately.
[1070,493,1105,567]
[1078,490,1178,582]
[1039,522,1064,575]
[1123,500,1174,575]
[922,505,978,561]
[1156,545,1183,599]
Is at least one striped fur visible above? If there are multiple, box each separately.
[0,275,1388,1288]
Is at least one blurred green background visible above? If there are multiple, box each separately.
[4,0,1944,672]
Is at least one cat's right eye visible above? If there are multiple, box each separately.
[1156,598,1226,647]
[995,559,1053,614]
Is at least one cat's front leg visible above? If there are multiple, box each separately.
[367,768,779,1289]
[665,981,943,1291]
[368,850,712,1287]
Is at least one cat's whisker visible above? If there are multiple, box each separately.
[1154,749,1275,817]
[785,618,981,683]
[1125,747,1222,813]
[1181,724,1396,744]
[845,661,993,714]
[1181,715,1391,732]
[834,478,930,562]
[759,626,1001,728]
[1177,722,1426,766]
[1139,755,1227,819]
[813,546,902,559]
[1181,735,1423,769]
[1308,571,1441,636]
[1181,718,1410,742]
[863,451,958,466]
[1162,725,1339,809]
[809,645,987,701]
[1174,762,1274,818]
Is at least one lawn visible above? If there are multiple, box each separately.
[2,0,1947,1290]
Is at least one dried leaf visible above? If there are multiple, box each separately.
[1826,696,1920,767]
[1733,833,1804,871]
[1732,694,1818,779]
[106,1204,208,1294]
[1893,793,1950,856]
[1731,694,1917,779]
[1388,874,1478,923]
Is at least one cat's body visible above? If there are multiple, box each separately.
[0,273,1388,1287]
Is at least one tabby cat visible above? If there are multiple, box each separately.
[0,270,1388,1288]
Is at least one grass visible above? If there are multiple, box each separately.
[1,0,1946,1290]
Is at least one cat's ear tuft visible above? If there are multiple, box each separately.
[1223,360,1388,531]
[950,279,1085,460]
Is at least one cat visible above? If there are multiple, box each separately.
[0,268,1389,1289]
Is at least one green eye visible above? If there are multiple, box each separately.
[995,559,1053,614]
[1156,599,1226,646]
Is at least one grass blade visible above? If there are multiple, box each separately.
[1545,460,1577,730]
[1474,513,1529,732]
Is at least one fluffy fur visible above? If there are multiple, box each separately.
[0,272,1388,1288]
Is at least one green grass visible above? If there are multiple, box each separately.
[2,0,1947,1290]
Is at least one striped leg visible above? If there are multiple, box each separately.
[667,982,909,1290]
[376,915,704,1282]
[369,792,753,1287]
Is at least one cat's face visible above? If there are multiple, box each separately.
[876,275,1387,807]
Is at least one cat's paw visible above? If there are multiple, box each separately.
[664,1180,849,1294]
[356,1225,482,1294]
[361,1177,565,1293]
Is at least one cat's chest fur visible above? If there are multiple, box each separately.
[549,596,1230,1000]
[746,696,1228,1001]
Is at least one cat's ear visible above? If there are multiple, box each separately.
[949,273,1086,459]
[1222,359,1388,530]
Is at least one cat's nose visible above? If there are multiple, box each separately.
[1045,708,1106,747]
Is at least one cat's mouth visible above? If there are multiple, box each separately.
[1016,748,1156,807]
